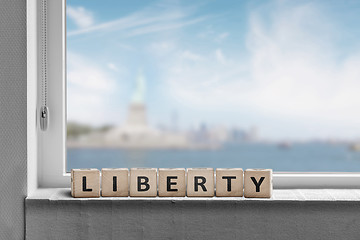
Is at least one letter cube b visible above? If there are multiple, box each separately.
[244,169,272,198]
[130,168,157,197]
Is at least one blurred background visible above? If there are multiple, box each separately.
[66,0,360,172]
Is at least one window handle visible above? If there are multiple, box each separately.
[40,106,49,131]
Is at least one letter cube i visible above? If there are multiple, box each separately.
[130,168,157,197]
[244,169,272,198]
[216,168,243,197]
[101,168,129,197]
[71,169,100,198]
[158,168,186,197]
[187,168,214,197]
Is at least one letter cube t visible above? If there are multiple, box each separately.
[216,168,243,197]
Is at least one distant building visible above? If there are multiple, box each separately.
[228,128,246,143]
[245,126,259,142]
[68,72,215,149]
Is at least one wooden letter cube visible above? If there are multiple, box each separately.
[158,168,186,197]
[187,168,214,197]
[71,169,100,198]
[130,168,157,197]
[101,168,129,197]
[244,169,272,198]
[216,168,243,197]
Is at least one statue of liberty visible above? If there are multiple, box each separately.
[127,69,147,126]
[131,69,146,104]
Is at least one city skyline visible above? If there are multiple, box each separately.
[67,0,360,140]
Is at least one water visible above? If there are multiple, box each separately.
[67,143,360,172]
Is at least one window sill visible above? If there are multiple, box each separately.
[26,188,360,240]
[27,188,360,201]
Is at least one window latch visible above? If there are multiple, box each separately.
[40,106,49,131]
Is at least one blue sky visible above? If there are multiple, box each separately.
[66,0,360,140]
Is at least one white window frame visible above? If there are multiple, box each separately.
[27,0,360,189]
[28,0,68,188]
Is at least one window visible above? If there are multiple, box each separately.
[31,0,360,188]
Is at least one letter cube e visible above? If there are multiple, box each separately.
[158,168,186,197]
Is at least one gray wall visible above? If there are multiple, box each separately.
[0,0,27,239]
[26,198,360,240]
[2,0,360,239]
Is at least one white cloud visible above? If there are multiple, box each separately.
[67,53,115,92]
[157,2,360,139]
[198,27,229,43]
[215,32,229,42]
[107,63,118,72]
[149,42,203,62]
[181,50,203,61]
[67,52,121,125]
[150,41,176,56]
[244,3,360,123]
[215,49,226,64]
[67,4,206,37]
[126,17,205,37]
[67,6,94,29]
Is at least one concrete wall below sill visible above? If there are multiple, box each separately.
[26,189,360,240]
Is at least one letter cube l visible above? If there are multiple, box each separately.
[71,169,100,198]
